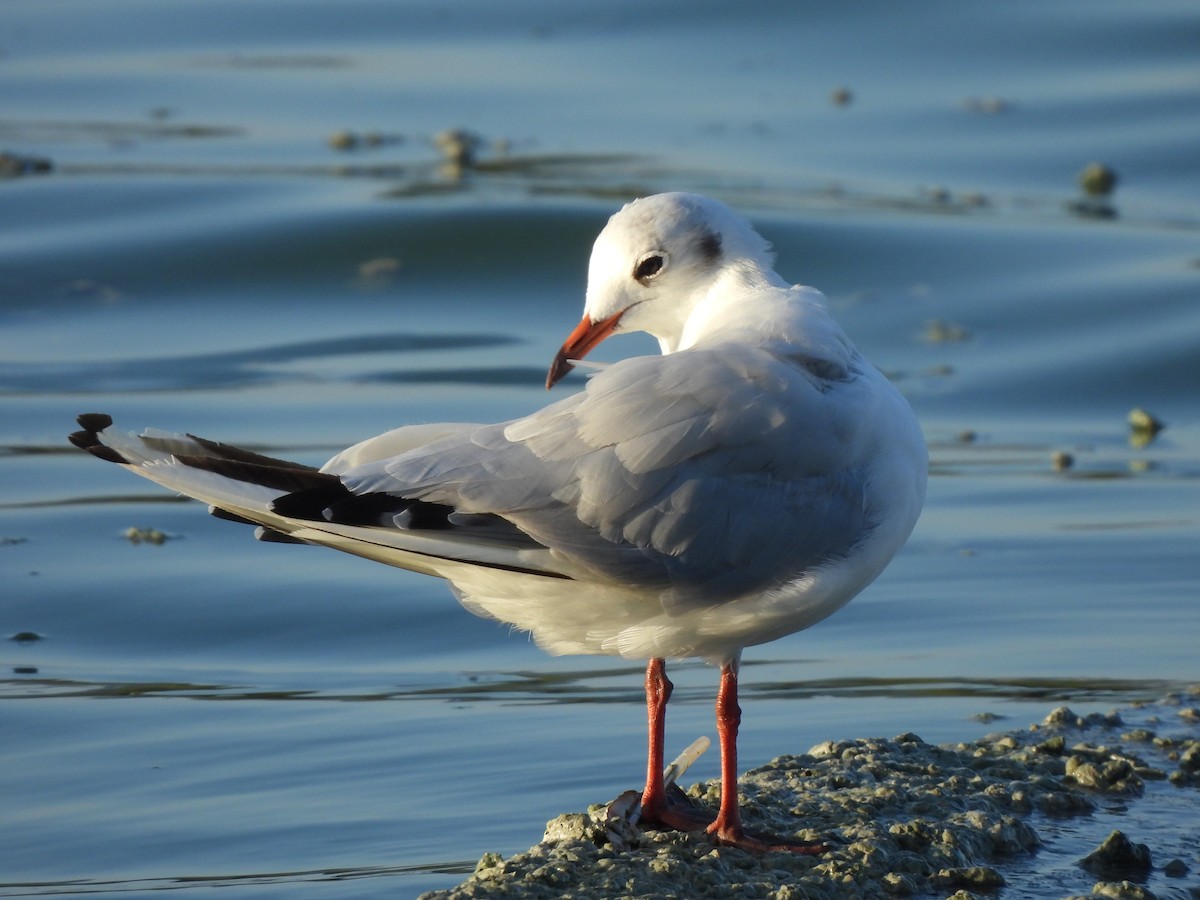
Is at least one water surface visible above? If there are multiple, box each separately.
[2,1,1197,896]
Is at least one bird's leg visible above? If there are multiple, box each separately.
[630,657,827,852]
[706,661,828,855]
[706,660,747,842]
[638,658,713,831]
[639,657,673,820]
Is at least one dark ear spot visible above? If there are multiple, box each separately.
[697,230,722,262]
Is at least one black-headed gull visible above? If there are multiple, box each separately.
[70,192,926,852]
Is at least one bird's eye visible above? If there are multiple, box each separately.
[634,252,666,284]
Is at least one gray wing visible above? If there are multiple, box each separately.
[339,344,872,609]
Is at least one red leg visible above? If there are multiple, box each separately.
[631,657,828,853]
[707,661,744,841]
[638,659,715,832]
[706,661,829,855]
[639,657,672,820]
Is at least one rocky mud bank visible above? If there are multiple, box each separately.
[422,697,1200,900]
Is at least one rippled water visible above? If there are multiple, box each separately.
[3,1,1198,896]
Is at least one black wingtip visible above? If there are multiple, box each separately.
[271,482,352,521]
[174,454,338,495]
[85,444,130,464]
[76,412,114,432]
[69,413,131,464]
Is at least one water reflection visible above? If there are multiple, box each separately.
[2,671,1182,706]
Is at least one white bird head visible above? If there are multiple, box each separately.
[547,193,776,388]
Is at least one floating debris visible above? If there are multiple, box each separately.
[434,128,484,177]
[663,736,710,788]
[1079,161,1119,197]
[328,130,359,151]
[962,96,1011,115]
[1052,450,1075,472]
[355,256,402,287]
[0,151,53,178]
[328,130,404,152]
[1128,407,1164,435]
[1069,162,1121,220]
[62,279,122,303]
[124,526,169,545]
[924,185,952,204]
[1128,407,1165,448]
[829,86,853,107]
[922,318,973,343]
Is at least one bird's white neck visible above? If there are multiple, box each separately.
[664,261,788,354]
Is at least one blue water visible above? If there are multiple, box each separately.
[2,1,1197,896]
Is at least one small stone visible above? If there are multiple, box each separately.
[1090,881,1157,900]
[1036,735,1065,755]
[880,871,916,894]
[830,86,853,106]
[933,866,1005,888]
[471,851,503,876]
[971,712,1003,724]
[1162,858,1188,877]
[1080,830,1152,878]
[9,631,42,644]
[1043,706,1081,727]
[542,813,592,843]
[1066,757,1143,794]
[1120,729,1156,743]
[1178,743,1200,773]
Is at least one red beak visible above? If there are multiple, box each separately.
[546,310,624,389]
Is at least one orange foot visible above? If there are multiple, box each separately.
[629,784,830,855]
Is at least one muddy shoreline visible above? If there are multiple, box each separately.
[421,698,1200,900]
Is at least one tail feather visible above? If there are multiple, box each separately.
[69,413,576,583]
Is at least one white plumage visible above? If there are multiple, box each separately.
[72,192,926,851]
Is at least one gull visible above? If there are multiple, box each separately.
[70,192,927,852]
